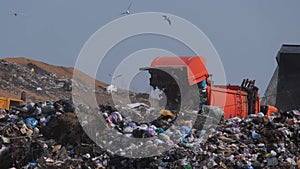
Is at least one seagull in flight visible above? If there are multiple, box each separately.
[10,12,25,16]
[162,15,171,25]
[121,2,132,15]
[109,74,122,80]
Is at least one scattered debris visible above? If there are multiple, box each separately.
[107,84,117,94]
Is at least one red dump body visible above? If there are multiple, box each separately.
[208,85,260,119]
[145,56,276,119]
[150,56,209,85]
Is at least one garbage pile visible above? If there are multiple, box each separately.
[2,100,300,168]
[97,106,300,169]
[0,100,90,169]
[0,59,72,100]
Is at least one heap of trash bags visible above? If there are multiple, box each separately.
[2,100,300,169]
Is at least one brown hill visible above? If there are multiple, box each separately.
[4,57,74,79]
[0,57,111,103]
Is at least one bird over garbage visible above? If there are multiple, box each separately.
[162,15,171,25]
[10,12,25,16]
[121,2,132,15]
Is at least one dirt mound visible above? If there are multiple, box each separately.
[41,113,92,146]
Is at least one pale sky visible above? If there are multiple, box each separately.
[1,0,300,95]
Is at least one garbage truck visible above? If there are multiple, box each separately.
[141,56,277,119]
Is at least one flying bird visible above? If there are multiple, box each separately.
[162,15,171,25]
[10,12,25,16]
[121,2,132,15]
[109,74,122,80]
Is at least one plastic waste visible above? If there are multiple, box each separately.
[28,162,37,167]
[1,136,10,144]
[156,128,164,133]
[245,164,254,169]
[25,118,38,128]
[180,126,192,135]
[251,130,260,141]
[185,163,192,169]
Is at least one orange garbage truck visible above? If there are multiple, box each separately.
[141,56,277,119]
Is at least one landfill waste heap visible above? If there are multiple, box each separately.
[1,56,300,169]
[0,58,111,104]
[1,99,300,169]
[0,59,71,102]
